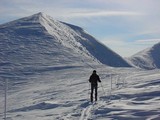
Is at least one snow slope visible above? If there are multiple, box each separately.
[128,42,160,69]
[0,12,130,75]
[0,66,160,120]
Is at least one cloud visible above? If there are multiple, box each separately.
[135,39,160,44]
[100,37,160,57]
[100,37,135,57]
[65,10,143,18]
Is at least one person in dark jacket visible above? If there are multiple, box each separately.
[89,70,101,102]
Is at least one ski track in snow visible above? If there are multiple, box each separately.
[79,103,93,120]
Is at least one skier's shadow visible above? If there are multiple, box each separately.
[78,99,91,108]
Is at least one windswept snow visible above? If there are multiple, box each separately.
[0,66,160,120]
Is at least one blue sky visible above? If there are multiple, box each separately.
[1,0,160,57]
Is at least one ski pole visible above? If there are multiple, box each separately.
[4,79,7,120]
[88,82,90,100]
[109,74,113,100]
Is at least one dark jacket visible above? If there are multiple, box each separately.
[89,73,101,85]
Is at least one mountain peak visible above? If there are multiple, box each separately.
[129,42,160,69]
[0,12,131,72]
[0,12,51,28]
[27,12,49,22]
[36,12,45,16]
[32,12,48,19]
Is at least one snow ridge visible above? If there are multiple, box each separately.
[0,12,131,76]
[129,42,160,69]
[37,12,131,67]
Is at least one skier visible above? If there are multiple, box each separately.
[89,70,101,102]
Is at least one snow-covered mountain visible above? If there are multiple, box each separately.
[128,42,160,69]
[0,12,130,76]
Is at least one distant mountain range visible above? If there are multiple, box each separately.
[128,42,160,69]
[0,12,131,75]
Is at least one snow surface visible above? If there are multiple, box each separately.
[0,66,160,120]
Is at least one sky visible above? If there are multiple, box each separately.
[0,0,160,57]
